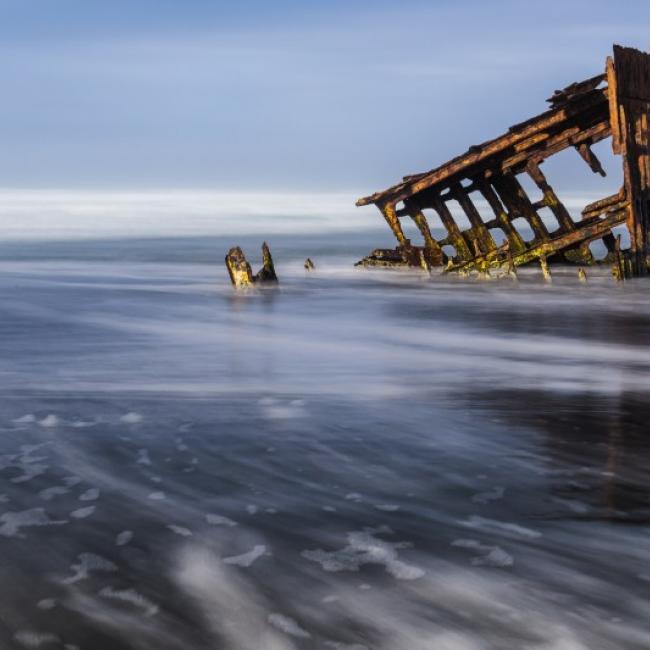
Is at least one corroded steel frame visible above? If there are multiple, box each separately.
[356,45,650,277]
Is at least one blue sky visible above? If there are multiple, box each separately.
[0,0,649,192]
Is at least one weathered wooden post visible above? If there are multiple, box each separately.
[255,242,278,283]
[225,247,254,288]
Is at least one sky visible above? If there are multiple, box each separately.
[1,0,650,194]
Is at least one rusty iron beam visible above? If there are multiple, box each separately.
[445,209,627,273]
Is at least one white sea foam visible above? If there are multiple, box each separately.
[302,528,424,580]
[79,488,100,501]
[70,506,96,519]
[173,509,650,650]
[459,516,542,539]
[206,513,238,527]
[99,586,159,617]
[39,486,69,501]
[260,398,308,420]
[13,631,61,648]
[71,419,95,428]
[223,544,267,567]
[0,508,67,537]
[121,412,143,424]
[175,546,296,650]
[5,445,50,484]
[452,539,514,568]
[268,613,311,638]
[552,497,590,514]
[64,553,117,584]
[13,414,36,424]
[36,599,56,611]
[116,530,133,546]
[471,486,505,504]
[38,415,59,428]
[168,525,193,537]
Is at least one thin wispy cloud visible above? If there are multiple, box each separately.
[0,0,648,191]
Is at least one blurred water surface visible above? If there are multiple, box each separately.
[1,230,650,650]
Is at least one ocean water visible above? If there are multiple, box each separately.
[1,207,650,649]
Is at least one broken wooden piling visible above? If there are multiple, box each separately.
[225,243,278,288]
[254,242,278,284]
[225,246,254,288]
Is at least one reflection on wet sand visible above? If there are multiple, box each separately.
[464,389,650,523]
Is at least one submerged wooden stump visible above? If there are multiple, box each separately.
[254,242,278,284]
[225,243,278,288]
[225,246,254,288]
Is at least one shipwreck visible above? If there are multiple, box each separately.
[356,45,650,278]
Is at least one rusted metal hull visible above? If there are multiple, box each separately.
[356,45,650,278]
